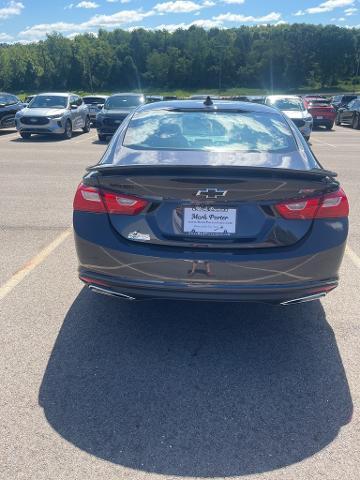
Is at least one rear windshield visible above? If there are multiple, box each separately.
[83,97,106,105]
[105,96,145,109]
[29,96,68,109]
[123,110,297,153]
[307,99,331,105]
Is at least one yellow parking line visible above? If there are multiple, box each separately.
[346,245,360,270]
[0,228,72,301]
[0,132,18,141]
[73,133,97,144]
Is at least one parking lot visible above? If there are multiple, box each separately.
[1,126,360,479]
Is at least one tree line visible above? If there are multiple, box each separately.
[0,23,360,93]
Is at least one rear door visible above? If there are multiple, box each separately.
[342,100,355,124]
[70,95,81,129]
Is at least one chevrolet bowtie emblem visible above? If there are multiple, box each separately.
[196,188,228,199]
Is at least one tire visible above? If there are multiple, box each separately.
[335,113,341,126]
[325,122,334,131]
[20,132,31,139]
[63,120,72,139]
[82,116,91,133]
[98,134,107,142]
[352,114,360,130]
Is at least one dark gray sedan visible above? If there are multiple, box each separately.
[73,99,349,305]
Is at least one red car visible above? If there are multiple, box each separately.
[303,96,336,130]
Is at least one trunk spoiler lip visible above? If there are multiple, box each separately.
[87,164,338,179]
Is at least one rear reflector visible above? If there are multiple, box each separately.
[73,183,148,215]
[275,188,349,219]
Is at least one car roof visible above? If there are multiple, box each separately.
[83,94,108,98]
[109,92,145,97]
[265,95,301,100]
[36,92,71,97]
[136,99,279,114]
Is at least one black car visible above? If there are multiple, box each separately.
[73,99,349,305]
[83,95,108,124]
[331,94,358,111]
[335,97,360,129]
[96,93,145,141]
[0,92,24,130]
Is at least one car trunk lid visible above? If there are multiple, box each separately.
[92,164,338,249]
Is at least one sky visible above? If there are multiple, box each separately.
[0,0,359,43]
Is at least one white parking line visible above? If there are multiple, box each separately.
[311,138,337,148]
[0,228,72,301]
[346,245,360,270]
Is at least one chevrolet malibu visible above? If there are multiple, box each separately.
[73,99,349,305]
[16,92,90,139]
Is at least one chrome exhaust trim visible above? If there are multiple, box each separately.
[280,292,327,306]
[88,285,136,300]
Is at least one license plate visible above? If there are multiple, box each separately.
[90,107,97,112]
[316,116,324,119]
[183,207,236,236]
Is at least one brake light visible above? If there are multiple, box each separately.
[73,184,105,213]
[275,188,349,219]
[73,183,148,215]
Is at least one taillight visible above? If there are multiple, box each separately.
[275,188,349,220]
[73,183,148,215]
[73,184,105,213]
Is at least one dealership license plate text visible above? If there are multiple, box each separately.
[183,207,237,235]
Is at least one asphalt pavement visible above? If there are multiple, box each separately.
[1,126,360,480]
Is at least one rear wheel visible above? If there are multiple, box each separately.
[325,122,334,130]
[98,134,107,142]
[335,113,341,126]
[20,132,31,139]
[352,114,360,130]
[63,120,72,140]
[82,116,91,133]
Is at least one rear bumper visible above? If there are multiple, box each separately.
[79,270,338,303]
[313,118,335,126]
[74,212,347,304]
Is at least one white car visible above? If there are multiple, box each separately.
[15,92,90,140]
[265,95,313,141]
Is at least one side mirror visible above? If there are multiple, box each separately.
[70,104,77,110]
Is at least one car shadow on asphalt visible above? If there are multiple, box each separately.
[39,288,352,477]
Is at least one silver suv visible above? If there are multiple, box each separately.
[264,95,313,141]
[15,92,90,139]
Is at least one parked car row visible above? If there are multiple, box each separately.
[1,90,359,141]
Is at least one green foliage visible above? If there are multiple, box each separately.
[1,24,360,93]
